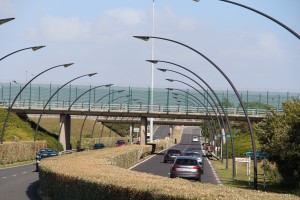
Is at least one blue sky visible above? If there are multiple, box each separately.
[1,0,299,92]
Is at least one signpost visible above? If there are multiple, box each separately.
[246,152,270,189]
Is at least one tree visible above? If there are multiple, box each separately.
[254,99,300,189]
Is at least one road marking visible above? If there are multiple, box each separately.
[206,158,222,185]
[12,174,16,177]
[2,177,7,179]
[128,149,165,170]
[22,172,27,174]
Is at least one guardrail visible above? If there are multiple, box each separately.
[0,100,282,117]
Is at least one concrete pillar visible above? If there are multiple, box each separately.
[169,125,173,138]
[129,123,134,144]
[59,114,71,150]
[140,117,147,145]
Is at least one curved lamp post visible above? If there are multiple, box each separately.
[134,35,257,189]
[90,90,125,138]
[170,88,218,152]
[155,62,235,174]
[166,79,226,159]
[0,18,15,25]
[55,84,113,150]
[1,46,45,61]
[34,72,97,141]
[0,63,73,144]
[219,0,300,40]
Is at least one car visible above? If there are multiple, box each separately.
[169,156,202,182]
[36,148,54,161]
[93,143,105,150]
[36,152,59,171]
[192,136,199,142]
[183,151,204,174]
[116,139,126,147]
[164,148,182,163]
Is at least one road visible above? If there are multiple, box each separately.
[131,126,220,184]
[0,126,219,200]
[0,163,40,200]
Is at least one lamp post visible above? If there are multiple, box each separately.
[34,73,97,141]
[90,90,125,138]
[171,88,218,141]
[0,63,73,144]
[0,18,15,26]
[60,84,113,150]
[155,62,235,174]
[134,35,257,189]
[219,0,299,40]
[0,46,45,61]
[166,79,224,158]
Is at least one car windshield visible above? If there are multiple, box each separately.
[117,140,125,144]
[175,159,198,165]
[184,152,201,157]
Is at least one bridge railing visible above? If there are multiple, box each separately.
[0,100,283,117]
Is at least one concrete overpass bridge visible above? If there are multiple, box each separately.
[1,101,270,150]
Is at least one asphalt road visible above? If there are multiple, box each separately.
[0,126,219,200]
[0,163,41,200]
[131,126,220,184]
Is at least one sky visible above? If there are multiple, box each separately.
[1,0,299,93]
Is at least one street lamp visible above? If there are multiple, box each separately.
[59,84,112,150]
[0,18,15,26]
[90,90,125,138]
[219,0,299,40]
[34,73,98,141]
[155,62,235,174]
[0,46,45,61]
[0,63,73,144]
[134,35,257,189]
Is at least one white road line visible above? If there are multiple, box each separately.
[12,174,16,177]
[128,149,165,170]
[206,158,223,185]
[2,177,7,179]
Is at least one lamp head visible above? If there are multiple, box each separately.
[88,73,97,77]
[31,46,45,51]
[166,79,174,82]
[105,84,113,87]
[146,60,158,64]
[173,93,179,96]
[157,68,167,72]
[193,0,200,2]
[64,63,74,68]
[0,18,15,25]
[166,88,173,91]
[133,36,150,41]
[117,90,125,93]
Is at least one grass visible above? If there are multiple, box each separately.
[210,158,300,197]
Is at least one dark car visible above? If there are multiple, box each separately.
[116,140,125,147]
[170,156,202,181]
[36,152,59,171]
[36,148,54,161]
[93,143,105,150]
[164,148,182,163]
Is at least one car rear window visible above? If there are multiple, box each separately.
[175,159,198,165]
[168,150,181,154]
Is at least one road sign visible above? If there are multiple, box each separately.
[217,134,231,138]
[246,152,269,157]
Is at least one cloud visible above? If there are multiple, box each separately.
[104,8,146,27]
[25,16,92,43]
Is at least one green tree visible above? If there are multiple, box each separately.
[254,99,300,189]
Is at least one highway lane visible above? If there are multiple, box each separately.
[0,163,41,200]
[131,126,220,184]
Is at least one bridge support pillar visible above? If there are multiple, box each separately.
[140,117,147,145]
[129,123,134,144]
[169,125,173,138]
[59,114,71,150]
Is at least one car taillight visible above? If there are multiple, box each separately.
[193,165,201,170]
[172,165,180,169]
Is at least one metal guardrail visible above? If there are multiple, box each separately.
[0,100,282,117]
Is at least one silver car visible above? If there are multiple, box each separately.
[169,156,202,182]
[183,151,204,174]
